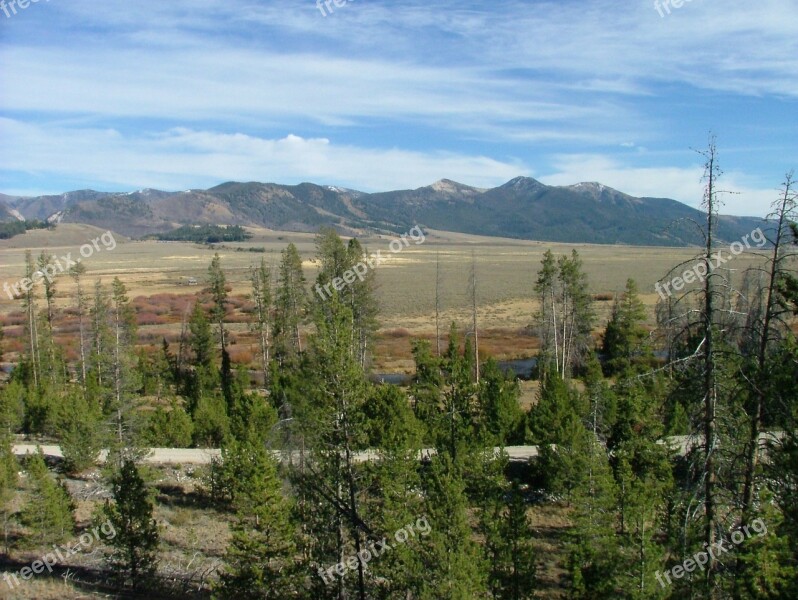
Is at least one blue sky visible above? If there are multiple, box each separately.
[1,0,796,217]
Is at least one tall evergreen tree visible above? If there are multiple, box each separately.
[274,243,307,359]
[0,435,18,555]
[21,250,41,390]
[534,250,594,379]
[57,389,104,474]
[528,368,585,446]
[312,229,379,369]
[87,279,115,410]
[429,324,481,463]
[101,460,159,584]
[416,454,486,599]
[207,253,229,352]
[70,261,90,391]
[108,278,142,462]
[566,430,620,600]
[21,449,74,545]
[410,339,444,435]
[346,237,379,369]
[602,279,651,376]
[736,172,797,562]
[478,357,526,446]
[249,257,272,384]
[36,250,62,387]
[299,295,370,600]
[216,439,298,599]
[186,300,219,413]
[476,454,537,600]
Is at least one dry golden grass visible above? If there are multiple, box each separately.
[0,224,773,369]
[0,576,117,599]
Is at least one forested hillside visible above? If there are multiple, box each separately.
[3,177,766,246]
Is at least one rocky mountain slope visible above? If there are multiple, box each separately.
[1,178,765,246]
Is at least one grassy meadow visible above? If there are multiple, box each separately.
[0,224,771,375]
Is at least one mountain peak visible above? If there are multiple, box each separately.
[568,181,607,192]
[564,181,624,195]
[428,179,479,194]
[500,176,546,192]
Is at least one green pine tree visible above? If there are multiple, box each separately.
[144,399,193,448]
[192,394,230,448]
[566,432,620,600]
[602,279,651,376]
[416,454,486,599]
[478,357,526,446]
[216,439,298,599]
[207,253,229,353]
[476,452,537,600]
[0,435,18,555]
[0,380,24,436]
[56,389,104,474]
[101,459,159,584]
[363,384,422,450]
[528,368,585,445]
[21,449,74,545]
[186,299,219,413]
[273,243,307,359]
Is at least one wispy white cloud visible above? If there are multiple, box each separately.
[0,119,528,193]
[541,153,777,217]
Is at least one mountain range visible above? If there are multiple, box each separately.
[0,178,765,247]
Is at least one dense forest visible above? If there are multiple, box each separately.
[1,156,797,599]
[0,220,50,240]
[150,224,252,244]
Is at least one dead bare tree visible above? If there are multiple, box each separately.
[699,137,721,591]
[70,261,89,391]
[435,251,442,356]
[469,250,480,383]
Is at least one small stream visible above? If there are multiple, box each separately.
[371,356,538,386]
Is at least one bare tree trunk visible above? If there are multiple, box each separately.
[114,299,124,457]
[27,293,39,389]
[743,174,794,517]
[177,301,189,375]
[435,251,442,357]
[76,278,87,390]
[701,137,719,592]
[470,251,479,384]
[551,287,559,376]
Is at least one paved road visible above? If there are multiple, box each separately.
[12,432,785,466]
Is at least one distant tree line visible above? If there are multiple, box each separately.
[0,219,50,240]
[149,224,251,244]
